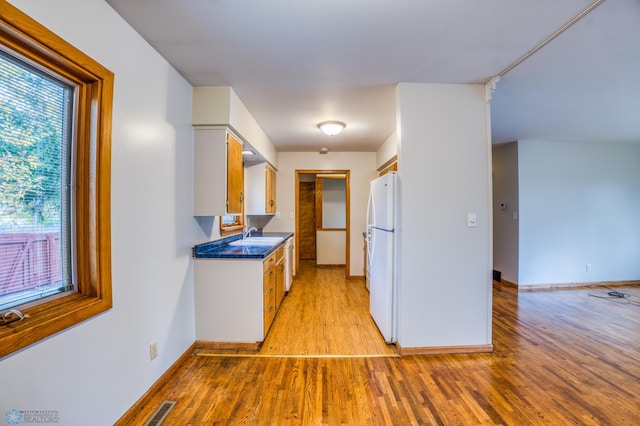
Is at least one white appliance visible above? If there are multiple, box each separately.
[285,237,294,291]
[366,172,397,343]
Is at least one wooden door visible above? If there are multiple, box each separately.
[298,182,316,259]
[226,133,243,214]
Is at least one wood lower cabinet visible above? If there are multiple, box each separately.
[194,258,264,342]
[194,241,290,344]
[263,252,277,337]
[264,245,286,337]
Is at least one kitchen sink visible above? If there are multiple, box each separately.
[228,237,284,246]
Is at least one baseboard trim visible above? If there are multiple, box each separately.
[347,275,365,281]
[397,343,493,356]
[496,278,518,289]
[195,340,260,352]
[115,341,196,425]
[516,280,640,292]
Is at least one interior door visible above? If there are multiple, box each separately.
[298,181,316,259]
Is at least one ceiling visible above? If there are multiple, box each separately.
[105,0,640,152]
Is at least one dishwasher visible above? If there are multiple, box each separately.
[285,237,294,291]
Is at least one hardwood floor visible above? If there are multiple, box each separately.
[119,269,640,425]
[260,260,397,356]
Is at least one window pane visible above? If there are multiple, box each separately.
[222,215,239,226]
[0,50,74,311]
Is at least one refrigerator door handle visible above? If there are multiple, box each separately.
[367,226,375,262]
[366,188,375,229]
[366,187,374,260]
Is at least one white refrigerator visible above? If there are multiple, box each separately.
[366,172,397,343]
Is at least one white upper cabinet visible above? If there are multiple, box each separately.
[245,162,276,215]
[193,127,243,216]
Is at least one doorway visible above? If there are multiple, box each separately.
[295,170,351,277]
[298,179,316,260]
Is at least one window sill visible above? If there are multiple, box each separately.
[0,294,111,359]
[221,225,244,237]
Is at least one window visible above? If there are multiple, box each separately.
[0,4,113,358]
[221,214,244,229]
[0,50,73,311]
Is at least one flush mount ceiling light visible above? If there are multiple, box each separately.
[242,150,255,155]
[318,121,346,136]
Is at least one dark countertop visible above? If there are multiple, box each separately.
[193,232,293,259]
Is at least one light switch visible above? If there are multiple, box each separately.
[467,213,477,228]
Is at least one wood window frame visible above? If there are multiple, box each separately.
[0,3,113,358]
[220,212,245,236]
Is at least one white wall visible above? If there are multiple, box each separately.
[263,152,378,276]
[396,83,492,349]
[316,230,347,265]
[2,1,202,424]
[492,142,519,283]
[376,131,398,170]
[321,178,346,228]
[192,86,278,167]
[518,140,640,285]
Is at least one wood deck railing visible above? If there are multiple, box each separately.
[0,232,61,295]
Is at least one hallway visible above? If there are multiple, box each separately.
[260,260,397,356]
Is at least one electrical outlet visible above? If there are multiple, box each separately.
[586,264,592,272]
[150,341,158,360]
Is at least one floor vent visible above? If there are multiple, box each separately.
[144,400,176,426]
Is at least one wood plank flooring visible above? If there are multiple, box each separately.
[260,261,397,356]
[119,267,640,425]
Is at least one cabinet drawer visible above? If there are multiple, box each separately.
[263,267,275,291]
[263,252,276,272]
[263,283,275,309]
[264,297,276,337]
[275,245,285,261]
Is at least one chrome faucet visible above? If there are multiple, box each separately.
[243,226,258,239]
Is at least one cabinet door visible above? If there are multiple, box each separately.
[264,271,276,337]
[265,164,276,214]
[226,133,243,214]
